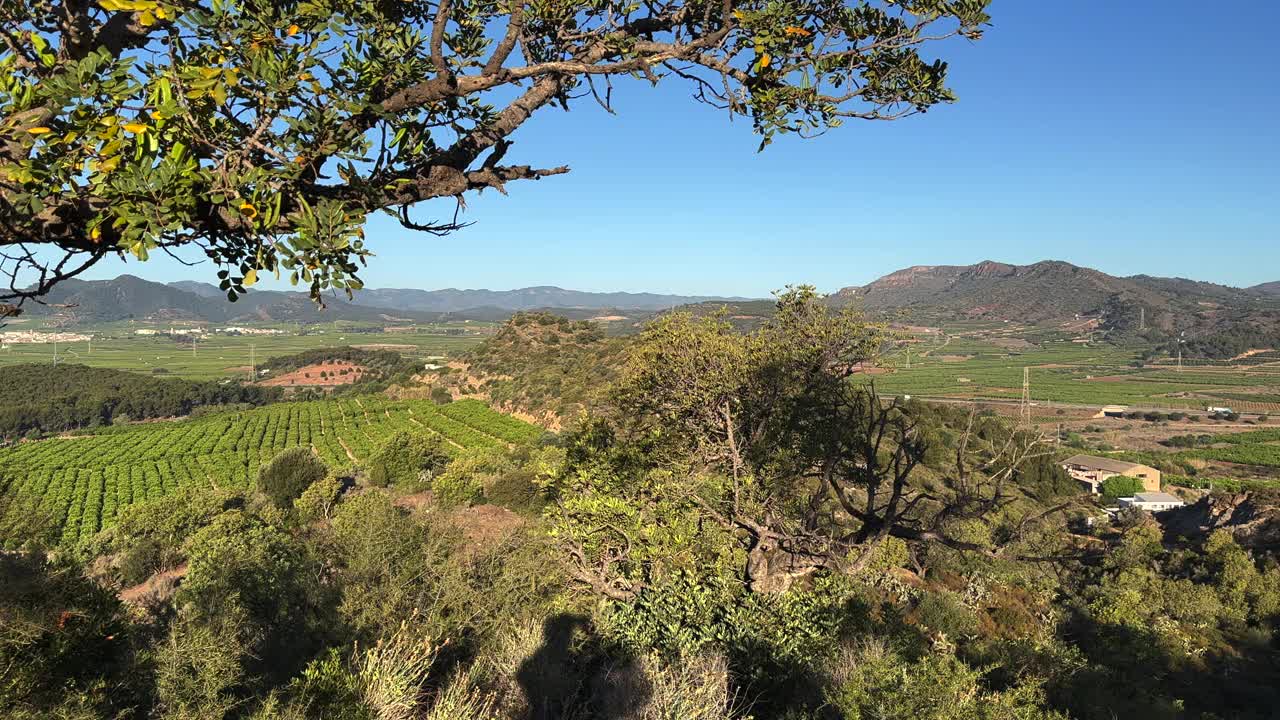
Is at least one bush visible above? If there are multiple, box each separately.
[824,640,1064,720]
[259,448,328,509]
[913,590,978,639]
[119,537,164,587]
[1101,475,1146,500]
[295,477,345,523]
[430,448,512,508]
[367,432,451,489]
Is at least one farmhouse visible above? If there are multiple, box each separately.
[1118,492,1185,512]
[1061,454,1161,494]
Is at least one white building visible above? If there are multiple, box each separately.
[1118,492,1185,513]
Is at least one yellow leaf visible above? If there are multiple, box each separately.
[122,123,148,134]
[243,269,258,286]
[139,9,155,26]
[287,24,300,36]
[90,226,102,242]
[27,126,52,135]
[759,52,772,69]
[154,6,166,18]
[239,201,259,220]
[784,25,812,37]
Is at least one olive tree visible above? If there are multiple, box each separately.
[0,0,989,304]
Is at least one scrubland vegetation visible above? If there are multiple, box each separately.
[4,290,1280,720]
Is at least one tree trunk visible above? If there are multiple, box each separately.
[745,539,824,594]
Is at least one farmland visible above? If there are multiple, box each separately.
[0,321,491,380]
[0,397,540,546]
[867,328,1280,413]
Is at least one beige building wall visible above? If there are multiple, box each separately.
[1122,466,1161,492]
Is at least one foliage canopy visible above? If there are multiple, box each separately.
[1,0,987,303]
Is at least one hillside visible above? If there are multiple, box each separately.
[20,275,444,325]
[833,260,1280,339]
[432,311,627,422]
[1252,281,1280,296]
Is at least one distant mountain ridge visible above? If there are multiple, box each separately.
[834,260,1280,335]
[20,275,433,324]
[335,285,746,313]
[16,275,750,325]
[16,265,1280,335]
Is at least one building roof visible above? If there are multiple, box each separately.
[1062,454,1146,473]
[1132,492,1182,504]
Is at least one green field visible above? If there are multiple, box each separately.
[0,321,489,379]
[0,397,541,545]
[869,332,1280,412]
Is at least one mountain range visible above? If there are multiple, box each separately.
[15,275,748,325]
[13,262,1280,337]
[833,260,1280,335]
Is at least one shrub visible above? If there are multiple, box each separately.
[154,617,247,719]
[119,537,164,587]
[430,448,511,508]
[295,477,345,523]
[1101,475,1146,500]
[823,640,1064,720]
[367,432,451,489]
[358,619,442,720]
[913,590,979,639]
[259,448,328,508]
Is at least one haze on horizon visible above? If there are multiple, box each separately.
[70,0,1280,297]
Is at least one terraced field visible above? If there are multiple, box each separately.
[0,397,540,545]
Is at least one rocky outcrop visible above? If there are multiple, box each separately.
[1159,491,1280,550]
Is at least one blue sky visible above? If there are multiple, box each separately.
[84,0,1280,297]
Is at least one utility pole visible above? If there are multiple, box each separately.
[905,344,911,369]
[249,344,256,382]
[1021,367,1031,425]
[1139,307,1145,332]
[1177,332,1186,373]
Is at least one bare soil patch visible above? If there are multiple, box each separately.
[393,490,434,511]
[353,343,417,352]
[260,361,366,387]
[451,504,525,551]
